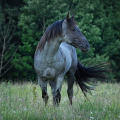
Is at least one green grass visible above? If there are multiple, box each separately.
[0,82,120,120]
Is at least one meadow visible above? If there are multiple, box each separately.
[0,82,120,120]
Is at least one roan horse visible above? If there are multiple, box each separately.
[34,12,108,106]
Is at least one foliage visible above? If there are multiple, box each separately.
[0,0,120,82]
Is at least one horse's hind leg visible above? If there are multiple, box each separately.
[49,75,64,106]
[66,70,75,105]
[38,77,49,105]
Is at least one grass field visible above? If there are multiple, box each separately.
[0,82,120,120]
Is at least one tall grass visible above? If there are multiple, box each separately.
[0,82,120,120]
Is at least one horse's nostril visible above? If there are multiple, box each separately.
[85,43,89,50]
[86,44,88,47]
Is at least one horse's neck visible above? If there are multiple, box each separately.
[41,37,62,61]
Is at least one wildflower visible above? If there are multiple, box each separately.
[90,117,94,119]
[24,108,27,111]
[63,97,67,101]
[62,97,67,103]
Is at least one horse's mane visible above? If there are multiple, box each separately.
[36,19,64,51]
[36,18,77,51]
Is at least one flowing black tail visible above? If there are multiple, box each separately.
[75,61,109,97]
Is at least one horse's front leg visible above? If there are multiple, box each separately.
[49,75,64,106]
[38,77,49,106]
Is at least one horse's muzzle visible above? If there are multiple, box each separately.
[80,43,90,52]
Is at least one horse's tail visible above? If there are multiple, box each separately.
[75,61,109,97]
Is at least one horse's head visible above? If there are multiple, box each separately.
[62,12,90,52]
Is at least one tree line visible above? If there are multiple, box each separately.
[0,0,120,82]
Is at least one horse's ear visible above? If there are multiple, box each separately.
[66,12,70,21]
[71,13,75,19]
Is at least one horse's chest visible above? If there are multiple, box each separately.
[42,67,56,80]
[41,57,65,80]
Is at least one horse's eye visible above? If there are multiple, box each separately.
[72,28,76,31]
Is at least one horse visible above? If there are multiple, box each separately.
[34,12,108,106]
